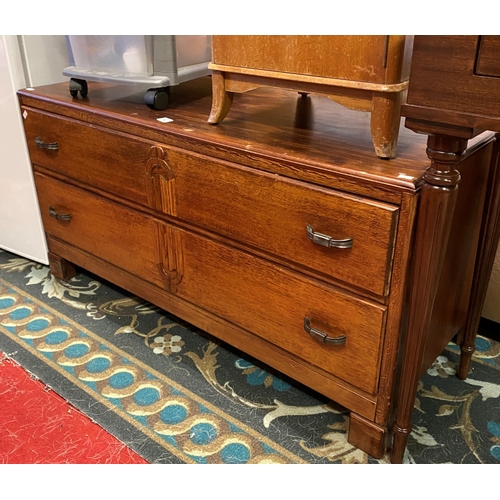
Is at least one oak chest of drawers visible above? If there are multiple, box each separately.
[18,77,496,463]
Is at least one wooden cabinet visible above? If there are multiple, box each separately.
[394,36,500,461]
[208,35,414,158]
[19,77,495,463]
[403,35,500,129]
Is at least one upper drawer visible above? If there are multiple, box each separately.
[23,108,398,296]
[22,108,153,207]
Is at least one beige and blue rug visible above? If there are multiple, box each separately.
[0,248,499,464]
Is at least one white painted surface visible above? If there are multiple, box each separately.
[18,35,69,87]
[482,247,500,323]
[0,35,68,264]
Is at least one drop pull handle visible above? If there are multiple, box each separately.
[49,206,72,221]
[35,136,59,150]
[304,317,346,346]
[306,224,353,249]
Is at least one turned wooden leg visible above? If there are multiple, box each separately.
[208,71,234,124]
[391,135,466,463]
[48,251,77,281]
[348,413,388,459]
[370,92,403,159]
[458,134,500,380]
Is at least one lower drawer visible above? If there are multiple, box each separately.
[35,173,164,289]
[35,173,387,395]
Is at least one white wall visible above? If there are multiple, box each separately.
[0,35,68,264]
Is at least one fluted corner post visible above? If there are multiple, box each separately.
[391,134,467,463]
[458,133,500,380]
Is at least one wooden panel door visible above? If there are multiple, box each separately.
[212,36,395,83]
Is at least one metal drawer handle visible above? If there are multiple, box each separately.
[49,206,72,221]
[306,224,353,249]
[35,136,59,150]
[304,317,346,345]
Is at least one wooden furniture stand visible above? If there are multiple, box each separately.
[18,77,496,463]
[394,35,500,463]
[208,35,414,158]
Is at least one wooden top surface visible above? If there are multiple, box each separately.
[17,77,489,202]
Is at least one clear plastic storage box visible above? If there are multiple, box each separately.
[63,35,212,109]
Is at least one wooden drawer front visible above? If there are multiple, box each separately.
[34,173,164,289]
[211,36,391,83]
[23,109,153,207]
[163,149,399,297]
[476,36,500,78]
[174,228,386,395]
[35,174,386,394]
[25,109,398,296]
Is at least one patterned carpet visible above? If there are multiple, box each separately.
[0,248,499,464]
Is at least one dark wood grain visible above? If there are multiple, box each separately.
[419,139,493,376]
[458,135,500,379]
[392,135,466,464]
[396,35,500,463]
[349,413,388,459]
[403,35,500,132]
[476,36,500,78]
[47,251,76,281]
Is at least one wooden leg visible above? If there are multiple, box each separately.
[370,92,403,159]
[48,251,77,281]
[348,413,387,459]
[208,71,234,124]
[391,135,466,463]
[458,134,500,380]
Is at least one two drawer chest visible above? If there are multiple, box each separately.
[18,77,497,463]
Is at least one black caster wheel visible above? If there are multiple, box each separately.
[298,92,310,98]
[69,78,88,98]
[144,87,170,111]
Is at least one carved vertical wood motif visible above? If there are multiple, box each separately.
[146,145,183,292]
[155,223,184,293]
[145,145,178,216]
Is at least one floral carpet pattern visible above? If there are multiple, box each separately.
[0,248,499,464]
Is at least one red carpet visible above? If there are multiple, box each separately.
[0,352,147,464]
